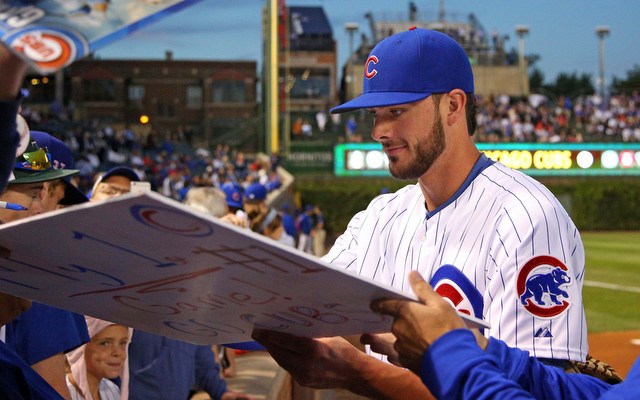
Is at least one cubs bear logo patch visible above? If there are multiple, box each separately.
[517,255,572,318]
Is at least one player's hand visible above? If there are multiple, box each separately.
[371,271,466,373]
[251,330,369,390]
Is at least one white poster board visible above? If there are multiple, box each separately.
[0,191,420,345]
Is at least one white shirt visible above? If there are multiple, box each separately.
[323,155,587,362]
[67,375,121,400]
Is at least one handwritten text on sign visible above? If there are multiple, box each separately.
[0,192,407,345]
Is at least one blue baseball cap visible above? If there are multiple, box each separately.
[331,27,474,114]
[244,183,267,202]
[99,166,141,183]
[221,182,244,209]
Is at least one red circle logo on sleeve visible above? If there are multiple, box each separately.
[517,255,572,318]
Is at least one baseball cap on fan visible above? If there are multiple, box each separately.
[10,134,79,185]
[330,27,474,114]
[29,131,89,205]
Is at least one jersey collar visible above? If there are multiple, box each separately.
[425,153,494,219]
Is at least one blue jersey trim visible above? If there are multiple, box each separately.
[426,154,494,220]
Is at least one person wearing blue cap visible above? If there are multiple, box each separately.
[243,182,269,233]
[29,131,89,210]
[221,182,249,228]
[90,166,141,202]
[253,28,598,399]
[1,137,90,399]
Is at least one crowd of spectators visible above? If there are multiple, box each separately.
[16,90,640,251]
[470,92,640,144]
[299,92,640,145]
[19,106,331,257]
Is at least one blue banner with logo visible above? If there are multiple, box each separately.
[0,0,201,73]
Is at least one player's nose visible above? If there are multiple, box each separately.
[371,117,393,141]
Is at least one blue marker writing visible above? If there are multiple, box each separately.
[0,201,28,211]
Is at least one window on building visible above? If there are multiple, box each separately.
[287,68,331,100]
[186,86,203,109]
[83,80,115,101]
[211,80,245,103]
[157,103,175,117]
[128,85,145,101]
[211,117,244,136]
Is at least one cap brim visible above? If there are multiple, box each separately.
[9,168,79,184]
[227,200,243,209]
[60,181,89,205]
[330,92,432,114]
[101,167,140,183]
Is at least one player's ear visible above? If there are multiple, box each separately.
[445,89,466,126]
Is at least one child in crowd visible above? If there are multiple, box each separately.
[66,317,132,400]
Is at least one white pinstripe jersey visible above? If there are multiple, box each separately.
[323,155,588,362]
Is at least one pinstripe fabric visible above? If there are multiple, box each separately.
[323,157,587,362]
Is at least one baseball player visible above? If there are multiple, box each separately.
[254,27,588,399]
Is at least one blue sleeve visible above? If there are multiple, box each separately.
[420,329,536,399]
[194,345,227,400]
[599,356,640,400]
[420,330,612,400]
[0,98,20,192]
[3,303,89,365]
[485,337,611,398]
[0,341,64,400]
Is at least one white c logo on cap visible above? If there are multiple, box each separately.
[365,55,378,79]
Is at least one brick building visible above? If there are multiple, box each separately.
[65,53,258,147]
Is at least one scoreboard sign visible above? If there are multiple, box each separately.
[334,143,640,177]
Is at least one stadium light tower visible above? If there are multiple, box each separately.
[515,25,530,96]
[345,22,359,99]
[595,26,610,97]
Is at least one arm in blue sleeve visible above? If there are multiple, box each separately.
[420,329,612,400]
[0,98,20,191]
[420,329,536,399]
[194,344,227,400]
[599,356,639,400]
[485,337,611,398]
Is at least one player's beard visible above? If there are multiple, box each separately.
[387,112,446,180]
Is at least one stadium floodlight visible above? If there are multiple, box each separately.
[595,26,610,97]
[515,25,530,95]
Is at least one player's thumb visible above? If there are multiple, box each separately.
[408,271,437,304]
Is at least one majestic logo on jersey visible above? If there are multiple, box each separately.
[517,255,571,318]
[534,327,553,338]
[364,55,379,79]
[430,265,483,321]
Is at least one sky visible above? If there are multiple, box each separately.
[96,0,640,87]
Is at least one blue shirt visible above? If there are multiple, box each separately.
[420,329,623,399]
[128,331,227,400]
[0,340,63,399]
[4,302,89,365]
